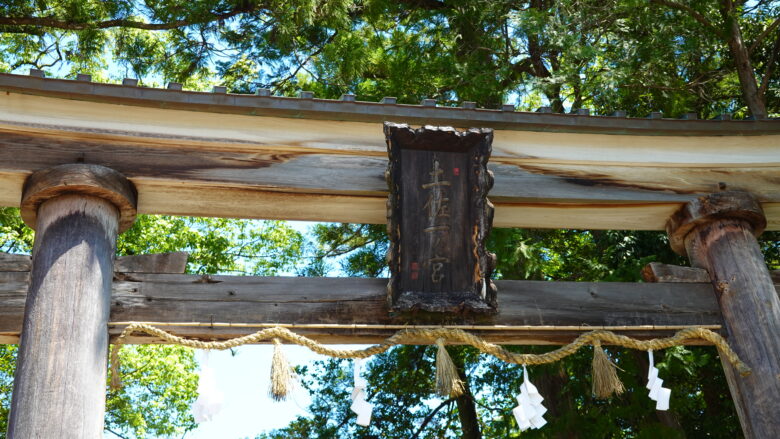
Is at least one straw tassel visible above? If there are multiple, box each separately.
[591,341,624,398]
[435,338,464,398]
[269,338,294,401]
[109,346,122,390]
[110,366,122,390]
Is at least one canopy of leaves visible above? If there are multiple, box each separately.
[1,0,780,437]
[0,209,306,438]
[1,1,778,117]
[258,226,778,439]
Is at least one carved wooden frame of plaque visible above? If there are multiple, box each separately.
[384,122,497,313]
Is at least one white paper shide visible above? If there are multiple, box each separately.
[646,351,671,411]
[350,359,374,426]
[513,366,548,431]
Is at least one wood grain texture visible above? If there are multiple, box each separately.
[0,253,30,272]
[20,163,137,232]
[667,191,767,254]
[8,195,119,439]
[641,263,710,283]
[114,251,188,274]
[1,72,779,136]
[0,273,728,345]
[385,123,496,312]
[0,251,188,275]
[0,92,778,230]
[669,192,780,439]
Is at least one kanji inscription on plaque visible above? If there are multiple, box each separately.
[384,123,497,313]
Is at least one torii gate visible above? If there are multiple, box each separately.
[0,71,778,437]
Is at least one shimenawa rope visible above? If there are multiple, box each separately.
[109,323,751,393]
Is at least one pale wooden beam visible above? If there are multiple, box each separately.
[0,83,778,230]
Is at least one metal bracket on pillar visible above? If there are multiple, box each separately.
[9,164,136,438]
[667,191,779,439]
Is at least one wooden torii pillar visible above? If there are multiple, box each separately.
[7,164,136,438]
[667,192,780,438]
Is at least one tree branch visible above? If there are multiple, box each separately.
[759,31,780,97]
[0,5,256,32]
[105,428,129,439]
[271,31,339,94]
[411,397,455,439]
[749,17,780,54]
[650,0,726,38]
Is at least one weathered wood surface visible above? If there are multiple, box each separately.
[0,272,725,345]
[114,251,188,274]
[0,251,188,274]
[641,262,710,283]
[0,253,30,272]
[8,194,121,438]
[667,192,780,439]
[3,72,779,135]
[385,124,496,312]
[0,89,778,230]
[20,163,137,232]
[642,263,780,300]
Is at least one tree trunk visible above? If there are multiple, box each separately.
[700,353,741,436]
[722,0,767,119]
[534,364,579,439]
[453,352,482,439]
[632,351,685,435]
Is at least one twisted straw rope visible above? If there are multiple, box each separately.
[109,323,751,388]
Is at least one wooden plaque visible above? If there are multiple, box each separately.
[385,123,497,313]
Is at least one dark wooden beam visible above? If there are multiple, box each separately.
[0,251,189,274]
[0,272,726,345]
[0,253,30,272]
[643,263,780,300]
[114,251,188,274]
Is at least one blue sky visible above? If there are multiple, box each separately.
[185,221,339,438]
[187,345,319,438]
[184,221,364,438]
